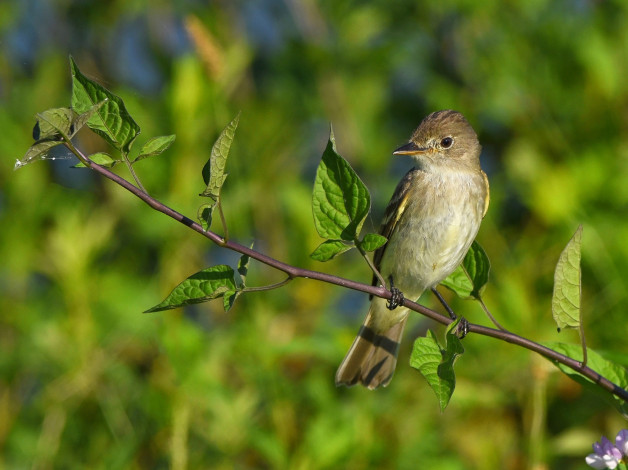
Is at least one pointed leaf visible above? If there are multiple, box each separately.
[236,250,251,288]
[410,320,464,411]
[542,342,628,415]
[134,134,176,162]
[441,241,490,299]
[312,127,370,241]
[72,100,108,135]
[197,204,213,231]
[15,140,64,169]
[33,108,76,140]
[552,225,582,331]
[359,233,387,252]
[310,239,353,262]
[410,330,449,410]
[73,152,118,168]
[440,266,473,299]
[223,290,239,312]
[145,265,237,312]
[201,112,240,200]
[70,56,140,154]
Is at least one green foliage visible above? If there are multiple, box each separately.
[312,127,370,241]
[552,225,583,331]
[310,239,353,261]
[543,342,628,415]
[133,134,176,163]
[358,233,387,252]
[70,56,140,154]
[33,107,75,139]
[310,129,386,263]
[199,112,240,231]
[73,152,118,168]
[16,101,107,169]
[201,112,240,200]
[440,241,490,300]
[15,139,63,168]
[145,265,239,312]
[410,320,465,412]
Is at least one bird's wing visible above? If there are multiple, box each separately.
[371,168,418,289]
[481,170,490,218]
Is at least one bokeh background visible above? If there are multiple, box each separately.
[2,0,628,468]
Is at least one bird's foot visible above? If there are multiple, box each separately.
[386,275,404,310]
[454,317,470,339]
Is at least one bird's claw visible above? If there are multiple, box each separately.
[454,317,470,339]
[386,275,404,310]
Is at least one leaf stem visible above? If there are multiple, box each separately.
[579,321,588,367]
[461,264,508,331]
[477,296,509,331]
[356,239,387,289]
[122,153,147,193]
[241,276,292,293]
[217,199,229,242]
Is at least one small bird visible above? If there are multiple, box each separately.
[335,110,490,389]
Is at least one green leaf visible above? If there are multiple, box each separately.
[310,239,354,262]
[440,266,473,299]
[552,225,582,331]
[236,251,251,288]
[15,140,65,170]
[223,290,239,312]
[440,241,490,299]
[72,100,108,135]
[33,107,76,140]
[133,135,176,162]
[73,152,119,168]
[312,127,371,241]
[197,204,213,231]
[410,323,463,412]
[145,265,237,312]
[542,342,628,415]
[201,112,240,200]
[359,233,387,252]
[70,56,140,154]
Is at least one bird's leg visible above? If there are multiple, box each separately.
[386,275,404,310]
[431,287,456,319]
[431,287,469,339]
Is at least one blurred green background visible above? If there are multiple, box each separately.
[2,0,628,468]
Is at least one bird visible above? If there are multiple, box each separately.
[335,110,490,389]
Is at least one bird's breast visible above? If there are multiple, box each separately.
[379,170,486,300]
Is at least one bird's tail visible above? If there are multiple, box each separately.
[335,310,408,390]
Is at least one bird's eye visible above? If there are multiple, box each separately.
[440,137,454,148]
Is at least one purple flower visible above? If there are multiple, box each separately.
[586,434,625,469]
[616,430,628,456]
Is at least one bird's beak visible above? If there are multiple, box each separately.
[393,141,427,155]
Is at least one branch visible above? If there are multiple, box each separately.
[80,152,628,404]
